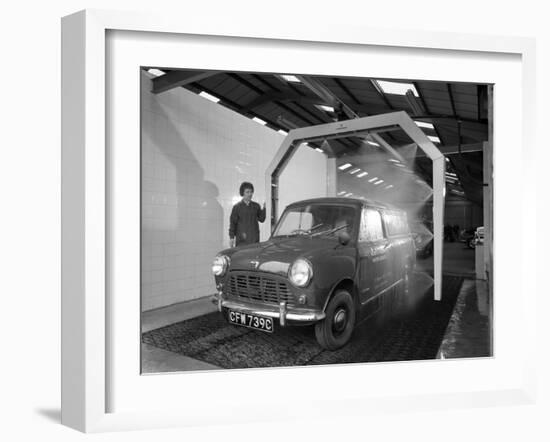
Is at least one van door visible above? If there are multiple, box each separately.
[357,207,392,305]
[382,211,413,285]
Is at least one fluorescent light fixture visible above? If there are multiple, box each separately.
[368,177,379,183]
[385,184,394,189]
[388,158,401,163]
[316,104,334,113]
[338,163,353,171]
[393,163,406,168]
[147,68,165,77]
[344,193,353,197]
[427,135,441,143]
[349,168,361,175]
[374,180,384,185]
[252,117,267,125]
[199,91,220,103]
[280,74,300,83]
[445,157,450,162]
[278,129,288,136]
[315,148,324,153]
[338,191,347,196]
[366,140,380,146]
[415,121,435,129]
[374,80,419,97]
[357,172,368,178]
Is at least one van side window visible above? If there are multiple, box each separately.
[384,211,409,236]
[359,208,384,242]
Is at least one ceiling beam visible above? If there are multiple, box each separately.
[227,73,321,128]
[415,142,484,157]
[447,84,458,118]
[413,81,447,146]
[152,70,220,94]
[252,73,281,92]
[242,92,316,111]
[370,79,395,110]
[243,93,392,116]
[296,75,356,118]
[189,82,282,131]
[296,75,406,162]
[435,119,488,134]
[333,78,362,105]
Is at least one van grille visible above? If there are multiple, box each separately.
[225,272,293,305]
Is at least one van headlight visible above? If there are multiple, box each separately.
[212,255,230,276]
[288,258,313,287]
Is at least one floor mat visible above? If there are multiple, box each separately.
[142,275,463,369]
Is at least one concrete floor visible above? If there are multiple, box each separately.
[416,242,491,359]
[141,241,488,373]
[142,296,217,333]
[437,279,491,359]
[416,241,476,277]
[141,296,219,373]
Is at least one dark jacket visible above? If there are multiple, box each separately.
[229,200,266,246]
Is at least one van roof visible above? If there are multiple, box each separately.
[285,197,403,212]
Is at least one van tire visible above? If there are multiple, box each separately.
[315,290,355,350]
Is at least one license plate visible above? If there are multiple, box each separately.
[227,310,274,333]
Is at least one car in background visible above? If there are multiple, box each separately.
[471,226,484,247]
[459,227,475,246]
[211,197,416,350]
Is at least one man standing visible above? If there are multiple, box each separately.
[229,182,266,247]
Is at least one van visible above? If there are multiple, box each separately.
[211,197,416,350]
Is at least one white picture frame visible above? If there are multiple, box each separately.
[61,9,538,433]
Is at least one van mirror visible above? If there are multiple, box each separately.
[338,231,351,246]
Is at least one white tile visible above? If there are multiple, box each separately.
[141,81,290,310]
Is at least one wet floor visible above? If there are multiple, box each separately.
[142,275,463,371]
[141,241,489,372]
[416,241,476,277]
[438,279,491,359]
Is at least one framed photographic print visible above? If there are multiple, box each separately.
[61,9,537,433]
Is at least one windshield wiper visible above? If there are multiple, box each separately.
[280,223,326,237]
[306,223,325,234]
[311,224,349,238]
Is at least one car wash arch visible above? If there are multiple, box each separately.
[265,111,446,301]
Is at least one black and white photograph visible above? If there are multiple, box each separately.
[4,0,549,438]
[140,68,493,372]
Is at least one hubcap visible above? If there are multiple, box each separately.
[333,308,347,332]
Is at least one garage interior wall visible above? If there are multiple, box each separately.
[444,200,483,230]
[141,72,327,311]
[278,144,327,219]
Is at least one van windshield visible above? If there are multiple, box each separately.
[272,204,357,238]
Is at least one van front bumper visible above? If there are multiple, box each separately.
[211,293,325,326]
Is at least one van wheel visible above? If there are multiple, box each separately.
[315,290,355,351]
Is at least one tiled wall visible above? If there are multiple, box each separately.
[141,72,327,311]
[278,144,327,215]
